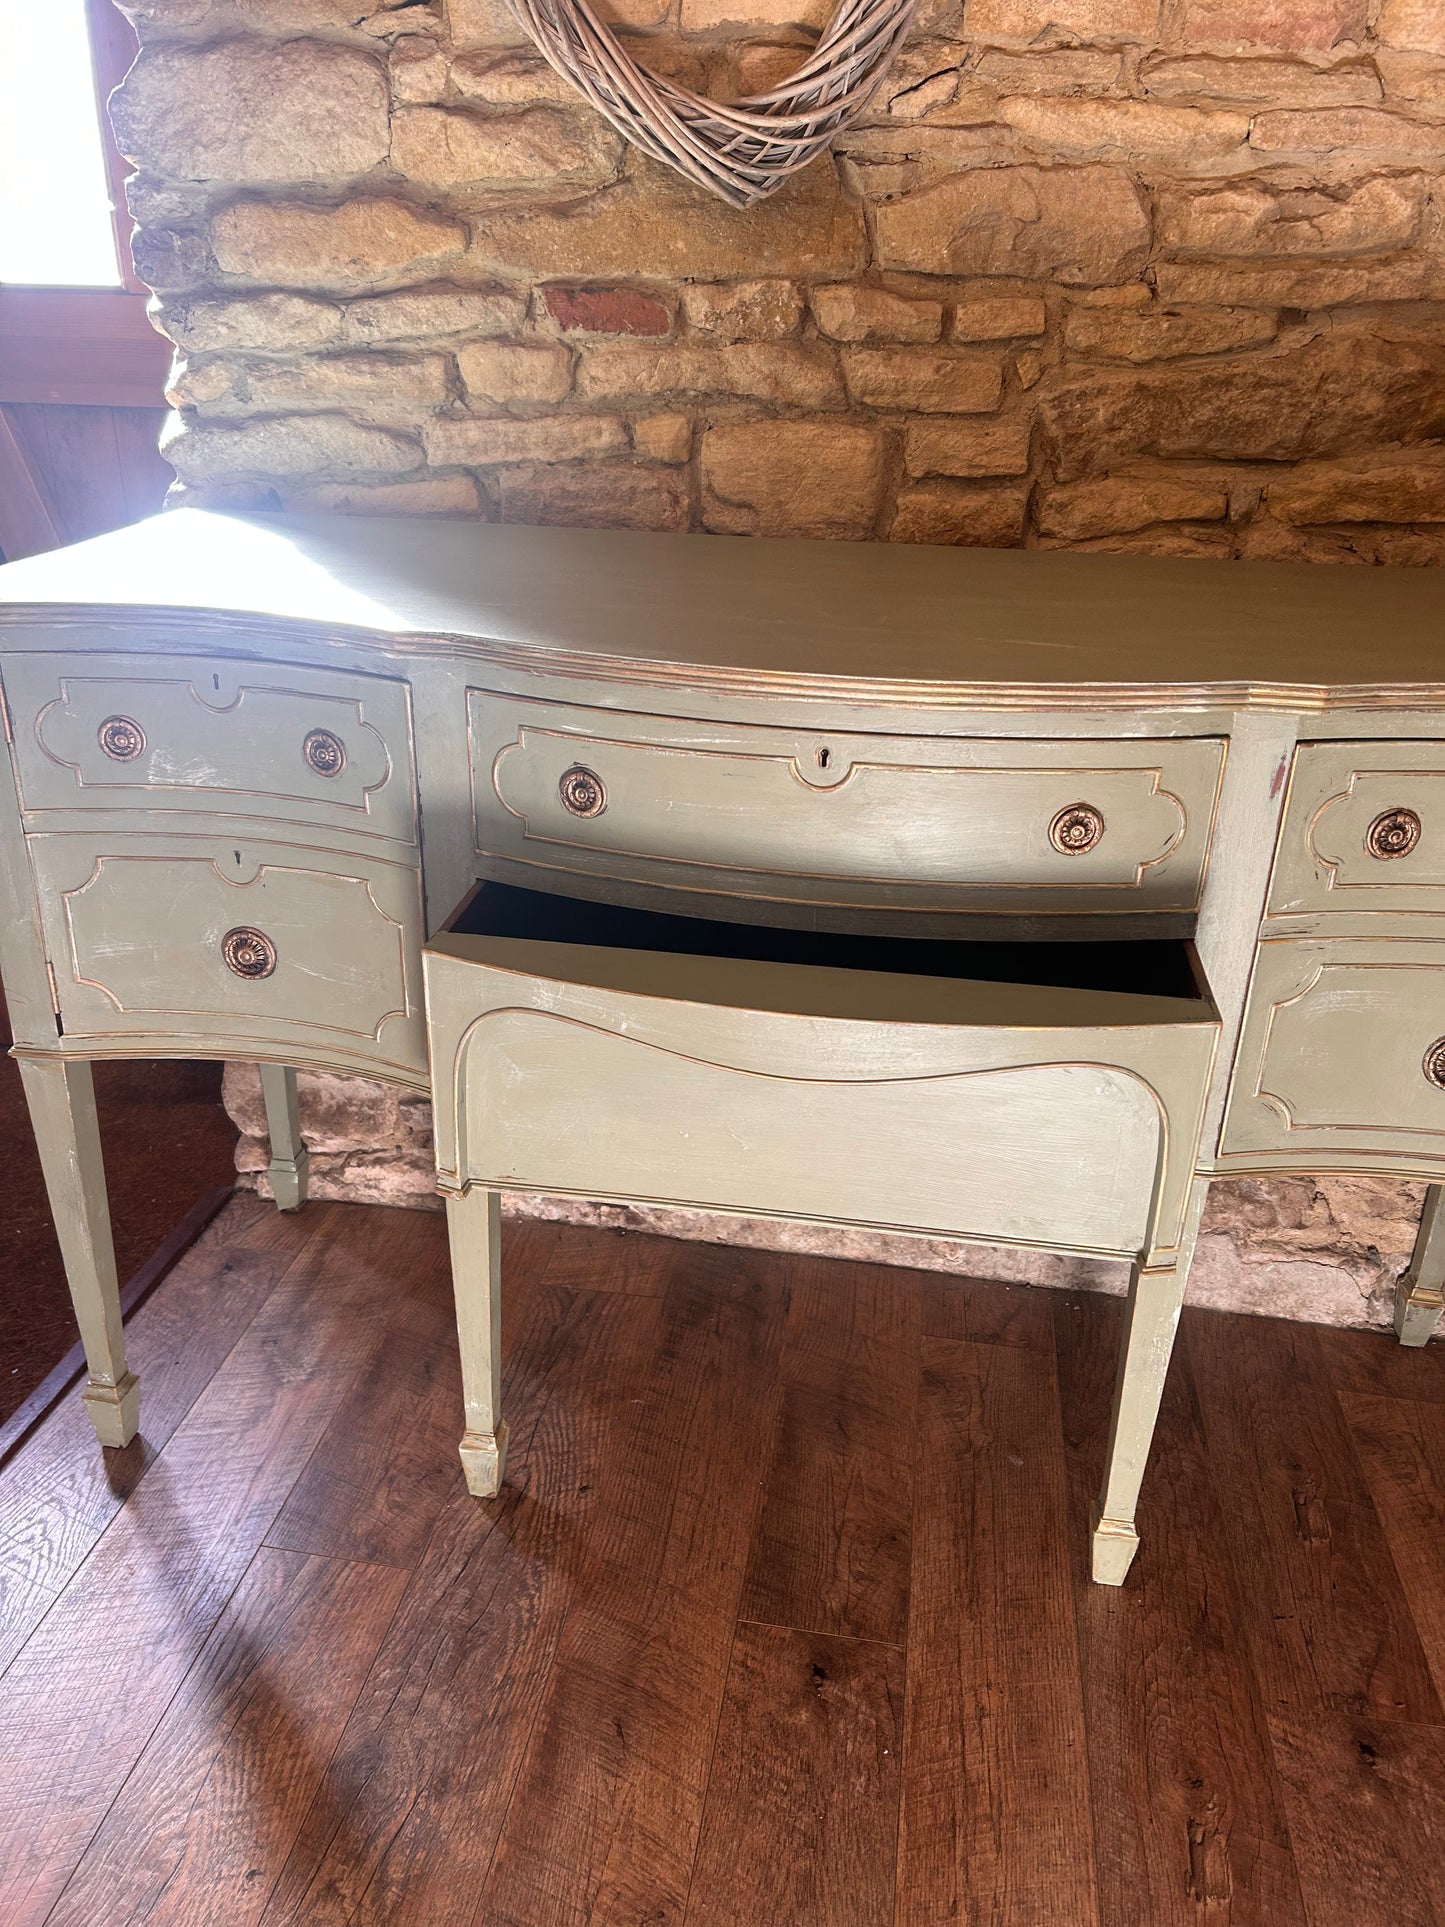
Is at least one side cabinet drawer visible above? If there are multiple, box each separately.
[470,694,1226,917]
[1269,742,1445,914]
[28,832,426,1077]
[5,653,417,844]
[1221,938,1445,1162]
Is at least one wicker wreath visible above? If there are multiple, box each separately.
[505,0,921,206]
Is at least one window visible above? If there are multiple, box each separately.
[0,0,125,288]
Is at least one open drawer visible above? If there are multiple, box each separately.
[425,883,1219,1267]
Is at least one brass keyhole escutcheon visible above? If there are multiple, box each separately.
[1366,807,1421,860]
[221,926,277,980]
[98,715,146,763]
[1049,802,1105,855]
[559,765,606,818]
[303,728,347,778]
[1424,1038,1445,1090]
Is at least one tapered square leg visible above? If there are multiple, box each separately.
[259,1063,309,1213]
[445,1182,507,1497]
[1394,1183,1445,1347]
[17,1054,139,1449]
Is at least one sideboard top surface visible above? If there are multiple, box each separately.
[1,509,1440,706]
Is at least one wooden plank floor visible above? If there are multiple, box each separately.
[2,1196,1442,1927]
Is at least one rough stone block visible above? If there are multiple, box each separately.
[161,412,422,481]
[963,0,1158,38]
[111,41,389,183]
[457,340,574,403]
[1266,449,1445,524]
[1179,0,1367,51]
[446,0,532,45]
[156,293,342,355]
[173,350,453,420]
[342,286,527,342]
[999,97,1251,159]
[451,52,577,105]
[212,199,466,291]
[424,414,628,463]
[1250,106,1444,153]
[952,295,1047,340]
[577,342,844,407]
[1042,332,1445,475]
[390,41,449,103]
[1037,473,1231,538]
[680,281,805,340]
[1154,257,1445,306]
[1378,0,1445,52]
[1156,176,1423,258]
[391,105,621,188]
[902,416,1033,477]
[466,157,865,281]
[1063,304,1279,360]
[631,415,693,461]
[873,166,1151,285]
[1140,53,1383,102]
[497,461,690,529]
[889,482,1029,546]
[972,47,1124,91]
[810,284,943,342]
[841,349,1005,413]
[236,0,431,25]
[701,420,884,536]
[544,287,673,336]
[682,0,831,26]
[286,476,485,514]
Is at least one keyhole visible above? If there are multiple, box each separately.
[816,747,831,770]
[213,674,221,690]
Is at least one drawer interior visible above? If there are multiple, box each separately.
[444,881,1208,1006]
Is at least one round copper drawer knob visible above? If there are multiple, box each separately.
[559,765,606,818]
[1366,807,1421,860]
[303,728,346,778]
[221,926,277,980]
[98,715,145,763]
[1049,802,1105,855]
[1425,1039,1445,1090]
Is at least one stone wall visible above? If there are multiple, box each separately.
[121,0,1445,1325]
[117,0,1445,553]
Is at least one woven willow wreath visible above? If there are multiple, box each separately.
[505,0,920,207]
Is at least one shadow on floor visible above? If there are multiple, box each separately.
[0,988,239,1422]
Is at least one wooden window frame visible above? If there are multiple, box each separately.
[0,0,171,411]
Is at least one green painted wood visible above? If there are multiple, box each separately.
[0,509,1441,1598]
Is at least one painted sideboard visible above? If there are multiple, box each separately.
[0,510,1441,1585]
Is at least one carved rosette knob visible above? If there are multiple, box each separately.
[1366,807,1421,860]
[98,715,146,762]
[1425,1039,1445,1090]
[221,926,277,980]
[1049,802,1105,855]
[303,728,346,778]
[559,764,607,818]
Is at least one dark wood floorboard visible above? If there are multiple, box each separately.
[1,1204,1442,1927]
[898,1328,1097,1927]
[0,1229,289,1676]
[1057,1293,1307,1927]
[477,1241,788,1927]
[1183,1310,1442,1726]
[45,1548,408,1927]
[739,1256,918,1646]
[686,1621,904,1927]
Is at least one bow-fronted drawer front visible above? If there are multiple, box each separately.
[1269,742,1445,915]
[1221,937,1445,1167]
[5,654,416,845]
[469,694,1226,918]
[27,831,426,1079]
